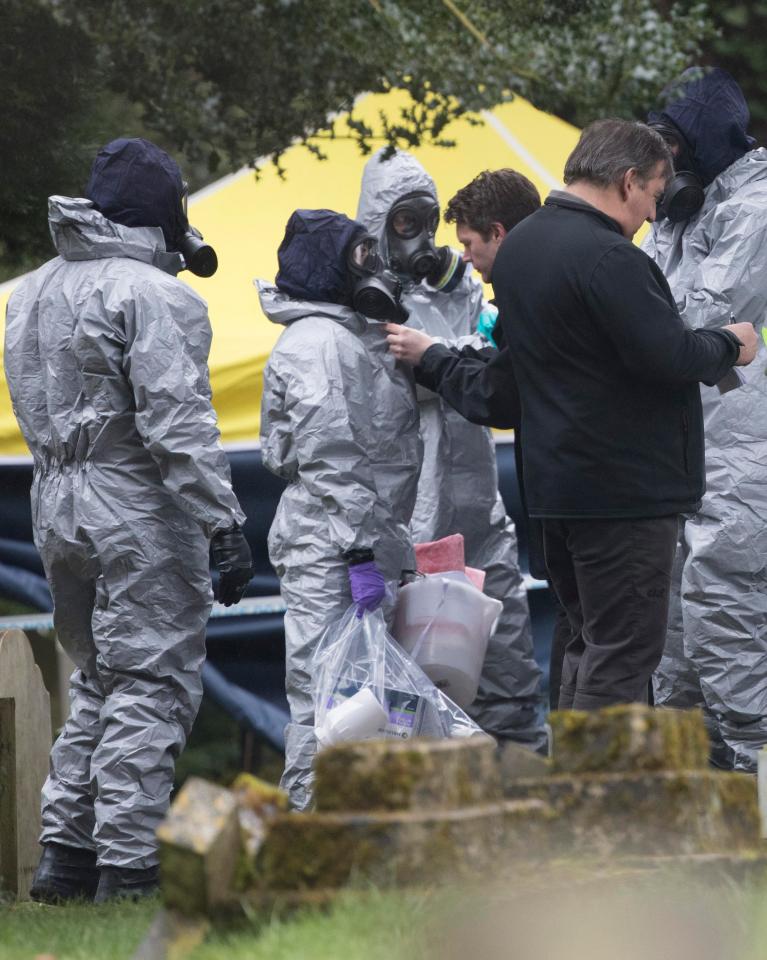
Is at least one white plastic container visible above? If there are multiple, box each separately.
[315,687,389,749]
[393,575,502,709]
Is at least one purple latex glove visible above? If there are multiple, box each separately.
[348,560,387,618]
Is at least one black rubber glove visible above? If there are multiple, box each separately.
[211,526,253,606]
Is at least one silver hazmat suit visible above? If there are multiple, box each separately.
[643,149,767,771]
[357,151,545,749]
[4,197,244,867]
[258,282,422,810]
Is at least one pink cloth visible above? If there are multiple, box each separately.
[414,534,486,591]
[414,533,465,574]
[464,567,486,591]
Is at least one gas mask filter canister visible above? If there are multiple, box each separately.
[649,122,705,223]
[178,181,219,277]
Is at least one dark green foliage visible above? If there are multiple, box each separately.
[50,0,712,173]
[0,1,98,274]
[706,1,767,144]
[0,0,207,278]
[2,0,712,276]
[53,0,391,176]
[173,695,284,789]
[174,696,246,789]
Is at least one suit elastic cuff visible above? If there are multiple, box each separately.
[342,547,375,566]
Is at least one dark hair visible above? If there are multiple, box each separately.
[444,169,541,238]
[563,119,673,188]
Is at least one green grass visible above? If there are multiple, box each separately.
[0,889,435,960]
[0,896,159,959]
[190,888,436,960]
[3,878,767,960]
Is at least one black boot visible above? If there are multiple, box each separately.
[94,864,160,903]
[29,842,100,903]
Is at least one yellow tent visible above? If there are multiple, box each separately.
[0,92,579,457]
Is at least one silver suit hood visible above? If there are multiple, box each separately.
[356,150,438,259]
[256,278,366,333]
[48,195,183,274]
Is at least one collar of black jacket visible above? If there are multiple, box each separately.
[545,189,623,235]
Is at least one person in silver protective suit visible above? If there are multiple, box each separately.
[258,209,422,810]
[643,68,767,771]
[356,151,546,752]
[4,139,252,902]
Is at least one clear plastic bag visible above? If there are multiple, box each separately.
[312,604,485,750]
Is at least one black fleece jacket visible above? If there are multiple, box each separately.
[417,194,740,519]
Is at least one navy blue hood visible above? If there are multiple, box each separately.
[275,209,364,305]
[649,68,756,186]
[85,138,189,251]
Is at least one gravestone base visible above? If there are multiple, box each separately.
[255,798,549,892]
[548,704,710,774]
[157,705,764,917]
[0,629,51,899]
[505,768,759,857]
[314,736,502,812]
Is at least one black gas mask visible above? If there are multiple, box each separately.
[649,122,705,223]
[385,192,465,291]
[178,181,218,277]
[347,233,409,324]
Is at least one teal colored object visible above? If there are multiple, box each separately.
[477,304,499,348]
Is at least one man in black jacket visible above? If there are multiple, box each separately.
[387,119,757,710]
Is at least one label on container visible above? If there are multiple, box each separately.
[384,690,423,739]
[326,679,423,740]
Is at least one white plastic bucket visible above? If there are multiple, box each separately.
[393,575,502,709]
[315,687,389,749]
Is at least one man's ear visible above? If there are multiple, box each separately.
[490,222,508,242]
[620,168,637,201]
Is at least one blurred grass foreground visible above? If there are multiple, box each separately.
[3,870,767,960]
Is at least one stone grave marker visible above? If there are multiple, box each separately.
[157,777,241,915]
[0,629,52,898]
[156,705,765,917]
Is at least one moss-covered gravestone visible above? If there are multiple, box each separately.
[548,704,710,774]
[0,629,52,899]
[157,778,241,915]
[158,705,763,916]
[504,705,759,858]
[159,773,290,915]
[313,735,502,812]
